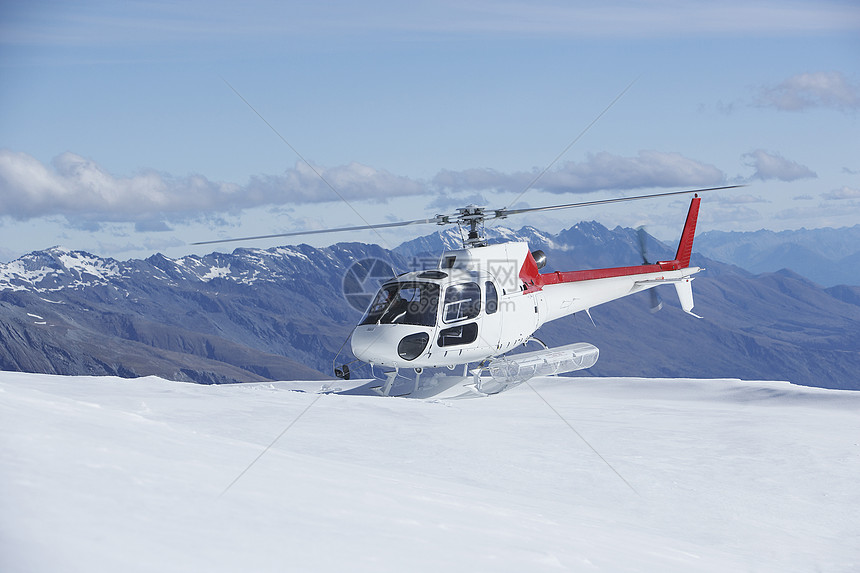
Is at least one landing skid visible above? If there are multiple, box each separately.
[353,369,528,399]
[366,369,478,399]
[346,341,599,399]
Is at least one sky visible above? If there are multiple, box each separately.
[1,1,859,262]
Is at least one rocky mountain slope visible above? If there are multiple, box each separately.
[2,223,859,389]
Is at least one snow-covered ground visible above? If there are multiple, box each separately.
[2,372,858,572]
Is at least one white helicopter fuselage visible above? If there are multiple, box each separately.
[350,196,704,371]
[350,245,540,369]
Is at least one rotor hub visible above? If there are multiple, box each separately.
[455,204,488,247]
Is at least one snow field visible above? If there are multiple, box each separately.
[1,373,859,572]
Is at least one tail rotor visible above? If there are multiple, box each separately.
[637,227,664,313]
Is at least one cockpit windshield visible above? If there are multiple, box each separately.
[359,281,440,327]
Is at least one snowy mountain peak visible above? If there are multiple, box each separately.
[55,249,121,279]
[564,220,611,242]
[0,241,352,293]
[0,246,121,292]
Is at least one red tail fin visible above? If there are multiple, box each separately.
[674,196,701,268]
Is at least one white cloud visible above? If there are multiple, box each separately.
[757,72,860,112]
[0,151,427,223]
[1,149,731,225]
[134,221,173,232]
[0,150,240,221]
[246,162,425,205]
[742,149,816,182]
[434,151,726,195]
[433,168,528,194]
[425,191,490,211]
[821,186,860,200]
[716,194,769,205]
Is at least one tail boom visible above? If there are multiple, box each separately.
[530,195,703,289]
[524,195,705,322]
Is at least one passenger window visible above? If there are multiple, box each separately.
[437,322,479,347]
[443,282,481,323]
[485,281,498,314]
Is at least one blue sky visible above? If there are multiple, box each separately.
[1,1,859,261]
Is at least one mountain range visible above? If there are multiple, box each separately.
[1,222,859,390]
[695,225,860,287]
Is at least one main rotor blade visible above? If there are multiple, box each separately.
[191,217,441,246]
[493,185,744,219]
[191,184,745,246]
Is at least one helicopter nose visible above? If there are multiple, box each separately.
[351,324,431,366]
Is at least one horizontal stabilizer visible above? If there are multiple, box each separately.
[633,268,701,287]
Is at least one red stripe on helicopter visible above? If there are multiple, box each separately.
[519,259,682,293]
[539,261,681,285]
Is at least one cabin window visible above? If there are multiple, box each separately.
[485,281,498,314]
[437,322,479,347]
[360,281,440,327]
[442,282,481,324]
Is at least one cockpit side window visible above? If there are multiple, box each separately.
[443,282,481,324]
[360,282,440,327]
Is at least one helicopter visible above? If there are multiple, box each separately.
[196,185,741,397]
[195,79,742,397]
